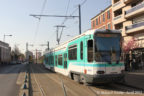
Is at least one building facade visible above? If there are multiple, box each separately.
[112,0,144,49]
[91,5,113,30]
[112,0,144,70]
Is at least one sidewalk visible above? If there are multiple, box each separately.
[124,69,144,90]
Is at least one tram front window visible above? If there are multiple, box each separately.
[95,36,121,63]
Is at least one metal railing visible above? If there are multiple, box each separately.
[125,2,144,15]
[113,1,121,7]
[126,21,144,31]
[114,15,122,20]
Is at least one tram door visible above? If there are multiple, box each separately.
[80,38,86,74]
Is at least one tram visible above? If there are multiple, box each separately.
[43,29,125,84]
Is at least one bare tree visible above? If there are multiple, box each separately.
[11,44,21,61]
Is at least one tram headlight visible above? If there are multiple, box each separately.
[97,71,105,74]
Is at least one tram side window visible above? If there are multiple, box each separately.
[46,57,48,64]
[88,40,93,62]
[68,44,77,60]
[55,55,57,66]
[58,54,63,65]
[80,42,83,60]
[49,56,51,64]
[64,53,67,68]
[52,56,54,64]
[48,56,50,64]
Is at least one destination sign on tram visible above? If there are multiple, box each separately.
[96,34,118,37]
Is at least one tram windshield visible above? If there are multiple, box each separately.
[95,33,121,63]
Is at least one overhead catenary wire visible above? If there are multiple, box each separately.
[81,0,87,6]
[59,0,88,41]
[58,0,71,43]
[33,0,48,45]
[31,0,88,46]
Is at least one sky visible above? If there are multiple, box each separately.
[0,0,111,54]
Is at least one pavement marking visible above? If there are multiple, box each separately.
[31,67,46,96]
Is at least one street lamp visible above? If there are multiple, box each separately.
[3,34,12,42]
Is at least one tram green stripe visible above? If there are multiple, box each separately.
[72,63,124,67]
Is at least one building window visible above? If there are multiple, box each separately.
[58,54,63,65]
[99,16,101,24]
[108,24,111,29]
[96,18,98,25]
[103,14,105,22]
[93,21,95,28]
[80,41,83,60]
[88,40,93,62]
[68,44,77,60]
[107,10,110,19]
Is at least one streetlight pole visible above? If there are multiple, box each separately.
[3,34,12,42]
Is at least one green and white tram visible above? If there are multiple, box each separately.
[43,29,125,84]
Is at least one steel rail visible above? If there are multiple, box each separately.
[31,67,46,96]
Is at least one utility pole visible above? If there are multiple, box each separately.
[35,49,42,64]
[36,49,37,64]
[47,41,49,50]
[79,4,81,35]
[55,25,66,45]
[30,4,82,44]
[26,42,28,52]
[40,41,49,50]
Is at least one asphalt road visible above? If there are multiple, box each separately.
[0,64,26,96]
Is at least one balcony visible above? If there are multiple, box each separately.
[113,1,121,7]
[126,21,144,34]
[124,0,133,4]
[113,1,125,11]
[125,2,144,18]
[114,15,122,20]
[114,15,125,25]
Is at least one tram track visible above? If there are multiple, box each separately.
[31,66,47,96]
[30,64,144,96]
[32,64,97,96]
[87,86,100,96]
[31,64,80,96]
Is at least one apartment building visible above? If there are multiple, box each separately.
[112,0,144,49]
[91,5,113,30]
